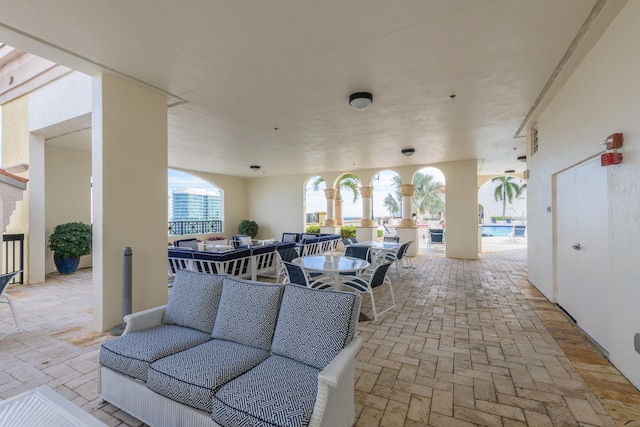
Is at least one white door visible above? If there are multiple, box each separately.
[556,158,609,352]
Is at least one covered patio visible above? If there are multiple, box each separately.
[1,239,638,426]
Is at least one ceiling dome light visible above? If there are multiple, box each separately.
[249,165,261,172]
[401,148,415,157]
[349,92,373,110]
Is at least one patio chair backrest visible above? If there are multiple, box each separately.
[232,235,252,248]
[0,271,20,295]
[370,262,393,289]
[174,238,199,250]
[281,232,299,243]
[429,229,445,244]
[345,246,371,262]
[282,261,309,287]
[396,241,412,260]
[277,246,299,263]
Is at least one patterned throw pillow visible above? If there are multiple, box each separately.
[212,276,284,351]
[271,285,360,369]
[162,270,224,333]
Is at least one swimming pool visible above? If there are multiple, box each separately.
[482,225,518,236]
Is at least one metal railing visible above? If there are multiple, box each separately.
[168,220,223,236]
[3,234,24,284]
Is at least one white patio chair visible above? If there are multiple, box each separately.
[0,271,22,328]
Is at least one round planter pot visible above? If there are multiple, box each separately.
[54,256,80,274]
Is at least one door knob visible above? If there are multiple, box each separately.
[572,243,581,250]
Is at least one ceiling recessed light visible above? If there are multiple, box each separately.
[505,169,516,174]
[517,155,527,162]
[349,92,373,110]
[401,148,415,157]
[249,165,261,172]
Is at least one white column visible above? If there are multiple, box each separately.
[324,188,336,227]
[360,186,374,227]
[92,74,168,331]
[399,184,416,227]
[28,134,46,283]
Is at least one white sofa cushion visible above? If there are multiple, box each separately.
[212,277,283,351]
[99,325,211,381]
[147,339,269,413]
[162,270,224,333]
[212,355,320,427]
[271,285,361,369]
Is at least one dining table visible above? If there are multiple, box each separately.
[349,241,400,263]
[292,255,369,289]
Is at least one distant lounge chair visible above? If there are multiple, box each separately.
[428,229,445,248]
[512,225,526,240]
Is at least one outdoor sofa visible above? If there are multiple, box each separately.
[98,270,362,427]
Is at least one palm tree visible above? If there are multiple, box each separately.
[492,176,526,217]
[383,173,444,218]
[383,176,403,217]
[312,174,360,225]
[412,173,445,217]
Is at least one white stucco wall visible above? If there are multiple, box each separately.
[28,72,91,131]
[247,174,306,240]
[44,145,92,273]
[529,1,640,388]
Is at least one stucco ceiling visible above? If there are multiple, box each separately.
[0,0,624,178]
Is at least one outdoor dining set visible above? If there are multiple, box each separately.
[168,232,414,321]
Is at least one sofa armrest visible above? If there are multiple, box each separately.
[310,335,363,427]
[122,305,167,334]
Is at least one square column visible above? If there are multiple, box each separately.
[92,74,168,331]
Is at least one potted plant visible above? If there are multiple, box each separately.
[48,221,92,274]
[237,220,259,238]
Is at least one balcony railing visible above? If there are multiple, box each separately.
[3,233,24,284]
[168,220,223,236]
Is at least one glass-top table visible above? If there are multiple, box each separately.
[293,255,369,287]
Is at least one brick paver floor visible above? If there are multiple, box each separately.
[1,238,638,426]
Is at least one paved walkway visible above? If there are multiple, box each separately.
[0,238,638,426]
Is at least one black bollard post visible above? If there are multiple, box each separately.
[111,247,133,336]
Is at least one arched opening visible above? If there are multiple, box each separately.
[305,176,326,229]
[478,174,527,238]
[168,169,224,236]
[371,169,401,227]
[412,167,446,226]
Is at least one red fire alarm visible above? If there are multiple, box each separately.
[604,133,623,150]
[601,152,623,166]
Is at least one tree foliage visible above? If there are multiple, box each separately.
[491,176,526,217]
[312,174,361,224]
[383,172,445,218]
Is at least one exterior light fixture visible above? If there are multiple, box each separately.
[401,148,415,157]
[349,92,373,110]
[249,165,261,172]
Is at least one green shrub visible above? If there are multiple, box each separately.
[341,225,356,238]
[237,219,259,238]
[306,225,321,234]
[377,229,383,238]
[48,222,92,258]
